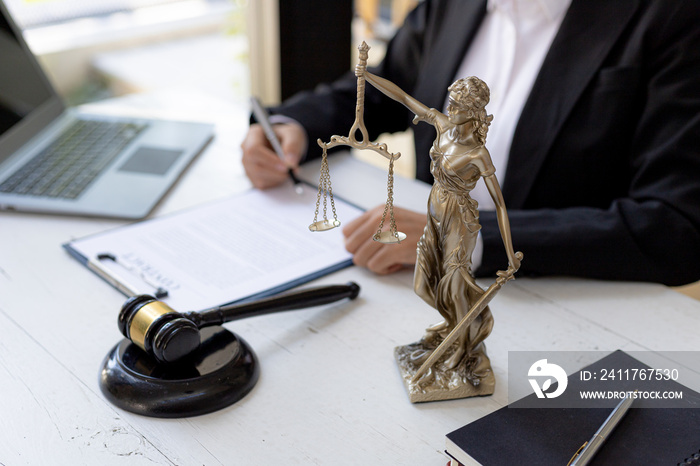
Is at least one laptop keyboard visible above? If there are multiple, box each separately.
[0,119,147,199]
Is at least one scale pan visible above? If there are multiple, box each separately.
[373,231,407,244]
[309,219,341,232]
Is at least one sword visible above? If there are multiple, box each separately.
[410,252,523,384]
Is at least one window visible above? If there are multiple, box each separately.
[4,0,223,29]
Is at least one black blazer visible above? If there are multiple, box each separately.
[273,0,700,285]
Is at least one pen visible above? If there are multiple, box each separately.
[250,96,304,194]
[568,390,636,466]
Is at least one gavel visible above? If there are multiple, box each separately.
[118,282,360,364]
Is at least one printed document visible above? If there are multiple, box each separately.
[65,185,363,311]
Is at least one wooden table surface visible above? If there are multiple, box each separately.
[1,92,698,465]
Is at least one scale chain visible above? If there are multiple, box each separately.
[387,157,398,238]
[374,156,400,241]
[322,159,328,221]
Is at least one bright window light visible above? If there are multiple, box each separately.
[4,0,228,29]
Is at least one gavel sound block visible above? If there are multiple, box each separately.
[99,282,360,418]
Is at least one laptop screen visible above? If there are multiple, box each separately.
[0,1,63,159]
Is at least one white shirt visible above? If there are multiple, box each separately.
[454,0,571,268]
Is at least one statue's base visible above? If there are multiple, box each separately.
[394,341,495,403]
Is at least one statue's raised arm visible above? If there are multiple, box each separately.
[358,65,440,128]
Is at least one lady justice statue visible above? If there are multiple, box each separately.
[357,57,523,402]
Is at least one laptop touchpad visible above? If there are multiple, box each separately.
[119,147,184,175]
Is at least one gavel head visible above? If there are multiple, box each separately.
[118,295,201,364]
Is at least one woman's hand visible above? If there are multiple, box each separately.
[343,205,426,274]
[241,122,306,189]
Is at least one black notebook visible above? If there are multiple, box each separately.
[446,351,700,465]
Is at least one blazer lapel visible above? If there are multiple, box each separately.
[412,0,487,181]
[503,0,640,207]
[414,0,487,108]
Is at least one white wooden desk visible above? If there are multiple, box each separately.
[1,93,699,465]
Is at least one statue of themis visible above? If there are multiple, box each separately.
[356,50,522,403]
[313,42,522,402]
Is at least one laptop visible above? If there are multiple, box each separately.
[0,0,214,219]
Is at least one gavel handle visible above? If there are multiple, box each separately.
[183,282,360,328]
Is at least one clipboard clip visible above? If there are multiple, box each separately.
[89,253,169,299]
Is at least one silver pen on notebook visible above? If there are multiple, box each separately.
[569,390,636,466]
[250,96,303,194]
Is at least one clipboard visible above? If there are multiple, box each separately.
[64,184,364,312]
